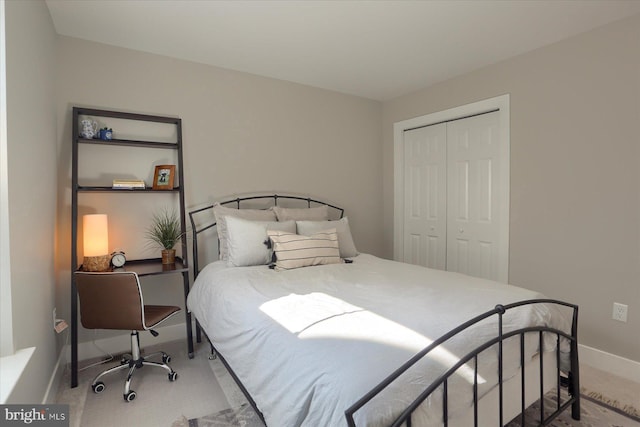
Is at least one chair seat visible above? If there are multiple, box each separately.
[144,305,181,329]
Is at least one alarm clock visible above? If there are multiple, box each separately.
[110,250,126,268]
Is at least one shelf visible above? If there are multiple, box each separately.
[71,106,191,388]
[77,138,178,149]
[125,257,188,275]
[79,257,188,276]
[75,107,180,124]
[77,186,181,193]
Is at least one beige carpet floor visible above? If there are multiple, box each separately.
[580,363,640,417]
[56,340,230,427]
[56,339,640,427]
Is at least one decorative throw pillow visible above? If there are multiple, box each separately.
[213,203,277,260]
[272,205,329,221]
[296,217,358,258]
[267,228,341,271]
[226,217,296,267]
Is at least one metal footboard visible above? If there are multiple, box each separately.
[345,300,580,427]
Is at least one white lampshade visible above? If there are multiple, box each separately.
[83,214,108,256]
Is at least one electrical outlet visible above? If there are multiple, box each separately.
[52,307,68,333]
[612,302,628,323]
[55,320,68,333]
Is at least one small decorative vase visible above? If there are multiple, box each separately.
[80,118,98,139]
[161,249,176,265]
[99,129,113,140]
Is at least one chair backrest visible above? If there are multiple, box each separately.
[75,271,146,331]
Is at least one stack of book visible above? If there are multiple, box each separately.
[112,179,146,190]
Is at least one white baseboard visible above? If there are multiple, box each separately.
[579,344,640,383]
[42,344,67,404]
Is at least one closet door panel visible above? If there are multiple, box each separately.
[403,124,447,269]
[446,111,501,280]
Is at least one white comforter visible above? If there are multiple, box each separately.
[187,254,571,427]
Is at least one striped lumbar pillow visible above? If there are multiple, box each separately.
[267,228,341,271]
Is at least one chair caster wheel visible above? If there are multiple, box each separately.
[168,371,178,381]
[124,390,137,402]
[92,382,105,393]
[162,354,171,364]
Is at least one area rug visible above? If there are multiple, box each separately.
[186,391,640,427]
[181,357,640,426]
[184,404,263,427]
[505,389,640,427]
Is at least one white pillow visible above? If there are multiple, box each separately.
[226,217,296,267]
[272,205,329,221]
[213,204,277,260]
[267,228,341,271]
[296,217,358,258]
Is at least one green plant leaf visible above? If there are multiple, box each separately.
[145,207,185,250]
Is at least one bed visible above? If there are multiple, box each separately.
[187,194,580,427]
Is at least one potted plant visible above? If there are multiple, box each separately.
[145,208,185,264]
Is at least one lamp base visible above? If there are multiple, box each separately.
[83,255,111,272]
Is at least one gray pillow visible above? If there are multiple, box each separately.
[296,217,358,258]
[226,217,296,267]
[213,204,276,260]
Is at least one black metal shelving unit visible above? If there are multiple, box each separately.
[70,107,193,388]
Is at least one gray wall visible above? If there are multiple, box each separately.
[382,13,640,362]
[5,0,58,403]
[54,36,383,347]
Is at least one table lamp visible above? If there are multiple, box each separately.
[83,214,110,271]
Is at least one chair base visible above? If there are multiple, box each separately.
[90,331,178,402]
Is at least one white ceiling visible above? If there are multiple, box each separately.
[45,0,640,101]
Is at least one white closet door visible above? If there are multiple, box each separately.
[395,95,509,282]
[403,123,447,269]
[446,111,501,280]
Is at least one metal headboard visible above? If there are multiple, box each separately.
[188,194,344,278]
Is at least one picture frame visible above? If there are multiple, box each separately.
[152,165,176,190]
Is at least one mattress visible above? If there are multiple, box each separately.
[187,254,571,426]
